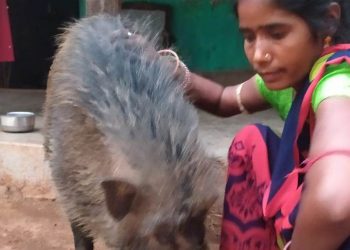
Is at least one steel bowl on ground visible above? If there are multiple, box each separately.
[0,111,36,133]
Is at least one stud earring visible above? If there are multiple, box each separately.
[324,36,332,48]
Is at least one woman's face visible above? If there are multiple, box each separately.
[237,0,324,90]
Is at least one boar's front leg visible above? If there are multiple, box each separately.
[71,222,94,250]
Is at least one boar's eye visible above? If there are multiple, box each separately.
[154,223,176,246]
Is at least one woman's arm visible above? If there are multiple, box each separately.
[291,97,350,250]
[185,73,270,117]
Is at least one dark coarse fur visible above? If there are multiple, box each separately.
[44,14,220,249]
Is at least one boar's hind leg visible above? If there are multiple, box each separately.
[71,222,94,250]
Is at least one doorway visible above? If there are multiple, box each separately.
[5,0,79,89]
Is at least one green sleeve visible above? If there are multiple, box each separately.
[254,59,350,117]
[312,62,350,112]
[255,74,294,120]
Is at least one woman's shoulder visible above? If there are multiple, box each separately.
[312,52,350,112]
[309,45,350,81]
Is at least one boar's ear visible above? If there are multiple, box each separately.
[101,180,137,221]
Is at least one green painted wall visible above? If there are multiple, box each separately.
[79,0,250,72]
[79,0,87,17]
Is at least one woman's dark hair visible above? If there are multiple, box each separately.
[234,0,350,43]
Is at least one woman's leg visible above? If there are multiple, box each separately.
[220,124,281,250]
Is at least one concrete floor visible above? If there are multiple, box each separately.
[0,88,284,158]
[0,88,284,198]
[0,88,283,158]
[0,89,44,145]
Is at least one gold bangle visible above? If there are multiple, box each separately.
[235,83,248,114]
[179,60,191,89]
[157,49,180,74]
[157,49,191,88]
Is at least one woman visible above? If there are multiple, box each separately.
[183,0,350,249]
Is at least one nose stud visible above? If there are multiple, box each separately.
[264,53,272,61]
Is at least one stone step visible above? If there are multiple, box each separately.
[0,115,56,199]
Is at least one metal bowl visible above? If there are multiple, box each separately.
[0,112,36,133]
